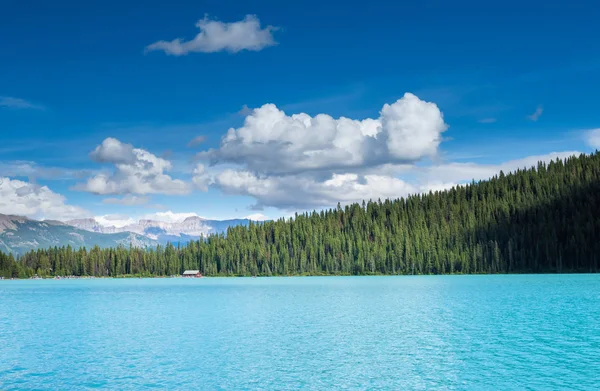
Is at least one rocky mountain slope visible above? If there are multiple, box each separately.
[65,216,251,244]
[0,214,157,256]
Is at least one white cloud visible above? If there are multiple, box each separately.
[200,93,448,175]
[74,138,190,195]
[420,151,580,186]
[245,213,269,221]
[196,92,578,210]
[145,14,277,55]
[102,195,150,206]
[94,215,138,228]
[89,137,136,164]
[142,211,200,223]
[191,163,212,191]
[238,104,253,116]
[499,151,579,173]
[584,129,600,149]
[215,169,418,210]
[0,177,91,220]
[0,161,91,180]
[194,92,449,209]
[0,96,45,110]
[527,105,543,121]
[211,151,580,210]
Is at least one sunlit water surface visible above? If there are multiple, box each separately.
[1,275,599,390]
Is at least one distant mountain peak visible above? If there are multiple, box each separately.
[65,218,107,233]
[0,213,253,255]
[0,214,30,234]
[0,213,30,221]
[63,216,251,245]
[42,220,67,226]
[0,215,157,256]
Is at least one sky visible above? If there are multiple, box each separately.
[1,0,599,225]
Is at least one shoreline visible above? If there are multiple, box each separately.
[1,271,598,281]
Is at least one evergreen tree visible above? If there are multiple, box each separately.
[2,153,600,278]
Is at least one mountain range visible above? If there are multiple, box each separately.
[0,214,157,256]
[66,216,251,244]
[0,214,251,256]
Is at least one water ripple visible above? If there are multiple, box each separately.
[1,275,599,390]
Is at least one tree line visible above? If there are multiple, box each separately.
[2,152,599,278]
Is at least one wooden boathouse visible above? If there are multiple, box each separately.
[182,270,202,278]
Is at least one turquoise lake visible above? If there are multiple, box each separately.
[1,275,599,390]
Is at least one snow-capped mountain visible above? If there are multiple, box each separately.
[0,213,254,256]
[65,218,118,234]
[0,214,157,256]
[65,216,252,244]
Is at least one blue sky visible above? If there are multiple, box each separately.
[1,0,599,224]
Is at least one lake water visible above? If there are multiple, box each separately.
[1,276,599,390]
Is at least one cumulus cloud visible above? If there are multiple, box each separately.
[215,170,418,210]
[89,137,136,164]
[527,105,543,121]
[192,92,450,209]
[67,94,576,215]
[191,163,212,191]
[0,177,91,220]
[145,14,277,55]
[200,93,448,175]
[186,94,578,212]
[210,151,581,210]
[584,129,600,149]
[0,96,45,110]
[74,138,190,195]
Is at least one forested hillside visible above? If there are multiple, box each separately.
[2,152,599,278]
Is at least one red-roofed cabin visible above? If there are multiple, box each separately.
[182,270,202,278]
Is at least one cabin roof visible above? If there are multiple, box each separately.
[182,270,200,275]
